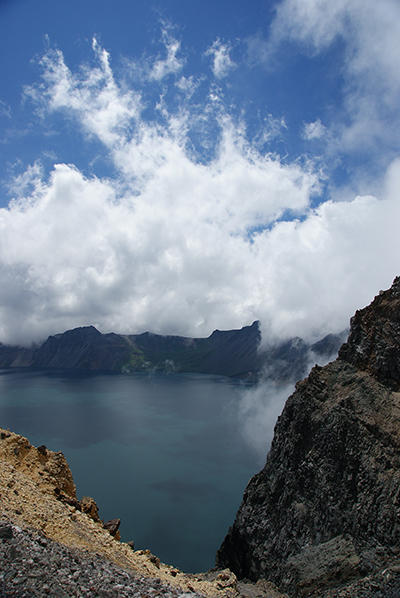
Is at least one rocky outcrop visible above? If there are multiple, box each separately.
[216,277,400,596]
[0,427,288,598]
[338,276,400,389]
[0,428,76,499]
[0,523,205,598]
[0,322,346,381]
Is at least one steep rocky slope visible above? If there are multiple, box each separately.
[0,427,287,598]
[216,277,400,597]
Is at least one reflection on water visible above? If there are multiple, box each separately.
[0,368,260,572]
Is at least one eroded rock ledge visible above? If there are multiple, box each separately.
[216,277,400,597]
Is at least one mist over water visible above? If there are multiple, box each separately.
[0,368,284,572]
[238,380,295,456]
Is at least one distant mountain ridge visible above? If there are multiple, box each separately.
[0,322,347,381]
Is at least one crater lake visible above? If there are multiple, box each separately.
[0,368,265,573]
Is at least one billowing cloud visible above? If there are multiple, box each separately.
[1,21,400,348]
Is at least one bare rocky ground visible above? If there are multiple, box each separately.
[0,520,201,598]
[0,427,286,598]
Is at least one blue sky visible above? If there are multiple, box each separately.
[1,0,400,346]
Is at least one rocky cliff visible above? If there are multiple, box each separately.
[216,277,400,597]
[0,427,287,598]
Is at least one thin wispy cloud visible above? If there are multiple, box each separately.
[148,25,185,81]
[270,0,400,163]
[301,119,326,141]
[0,100,11,120]
[204,40,236,79]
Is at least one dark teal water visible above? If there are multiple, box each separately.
[0,368,261,573]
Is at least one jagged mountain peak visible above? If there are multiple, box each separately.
[339,275,400,389]
[52,325,102,341]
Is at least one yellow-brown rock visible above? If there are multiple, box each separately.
[0,428,76,497]
[0,427,284,598]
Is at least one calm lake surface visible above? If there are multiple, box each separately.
[0,368,263,573]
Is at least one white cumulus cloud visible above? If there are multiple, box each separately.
[1,31,400,348]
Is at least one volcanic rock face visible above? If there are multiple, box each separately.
[338,277,400,389]
[216,277,400,596]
